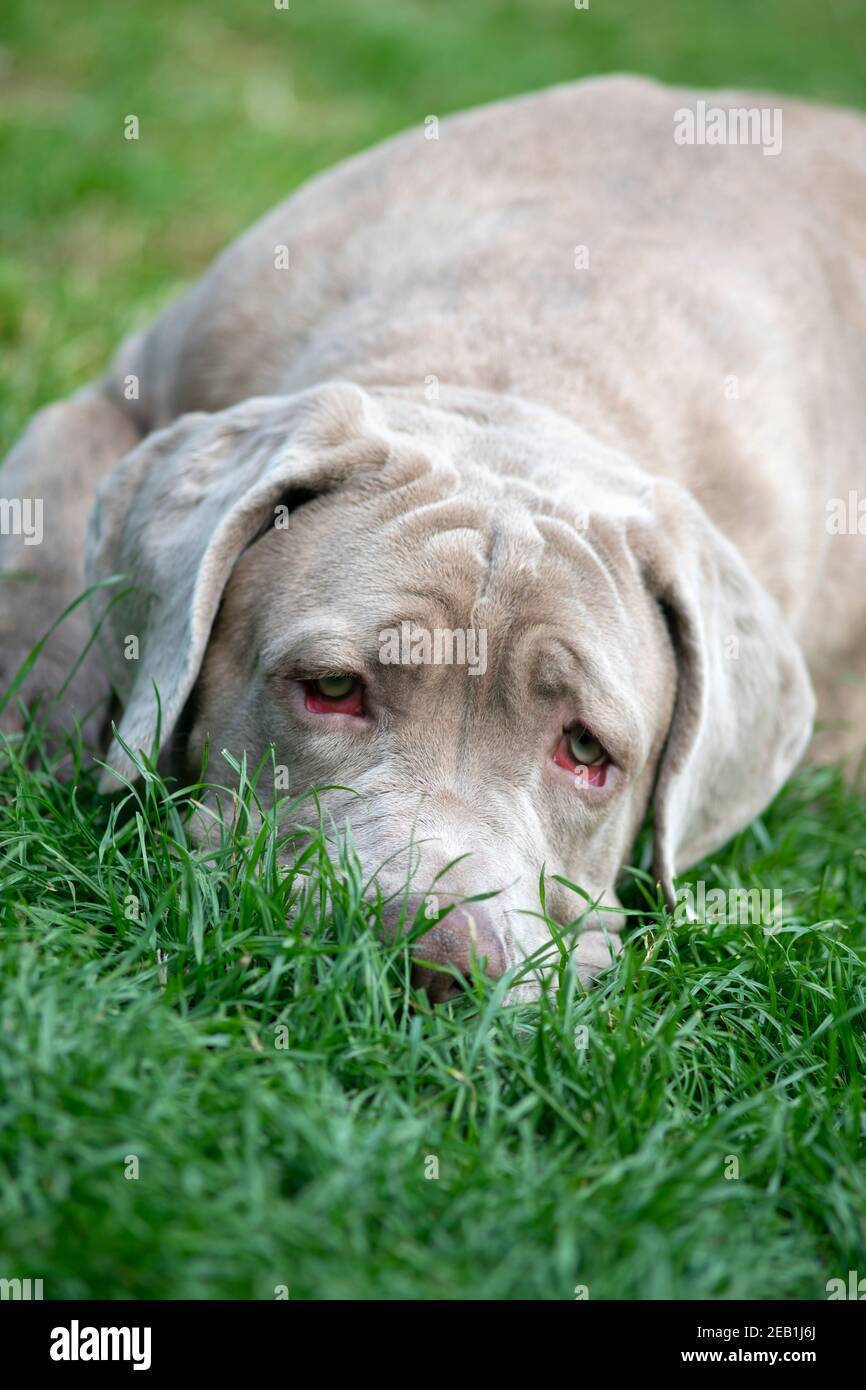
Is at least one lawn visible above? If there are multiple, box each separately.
[1,0,865,1300]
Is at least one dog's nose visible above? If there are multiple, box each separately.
[380,893,507,1002]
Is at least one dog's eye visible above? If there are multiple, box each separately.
[314,675,356,700]
[303,675,365,717]
[566,725,606,766]
[553,724,609,785]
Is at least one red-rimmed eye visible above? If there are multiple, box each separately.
[303,676,365,716]
[553,725,608,786]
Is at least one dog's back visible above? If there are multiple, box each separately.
[4,75,866,762]
[105,77,866,741]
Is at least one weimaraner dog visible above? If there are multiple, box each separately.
[2,76,865,999]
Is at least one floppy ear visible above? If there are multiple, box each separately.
[85,383,384,788]
[638,480,815,906]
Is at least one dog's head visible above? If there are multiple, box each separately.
[87,383,814,997]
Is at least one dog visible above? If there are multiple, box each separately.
[2,75,865,999]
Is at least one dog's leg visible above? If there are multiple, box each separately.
[0,386,141,750]
[809,649,866,780]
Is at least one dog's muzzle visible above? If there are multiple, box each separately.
[380,893,507,1002]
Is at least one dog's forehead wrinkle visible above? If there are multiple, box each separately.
[478,502,547,597]
[381,485,490,546]
[376,435,466,495]
[394,498,550,614]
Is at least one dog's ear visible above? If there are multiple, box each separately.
[86,383,384,788]
[637,479,815,906]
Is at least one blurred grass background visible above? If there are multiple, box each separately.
[1,0,865,456]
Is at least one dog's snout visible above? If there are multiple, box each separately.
[380,894,507,1003]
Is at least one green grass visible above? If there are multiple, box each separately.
[1,721,865,1299]
[2,0,866,1300]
